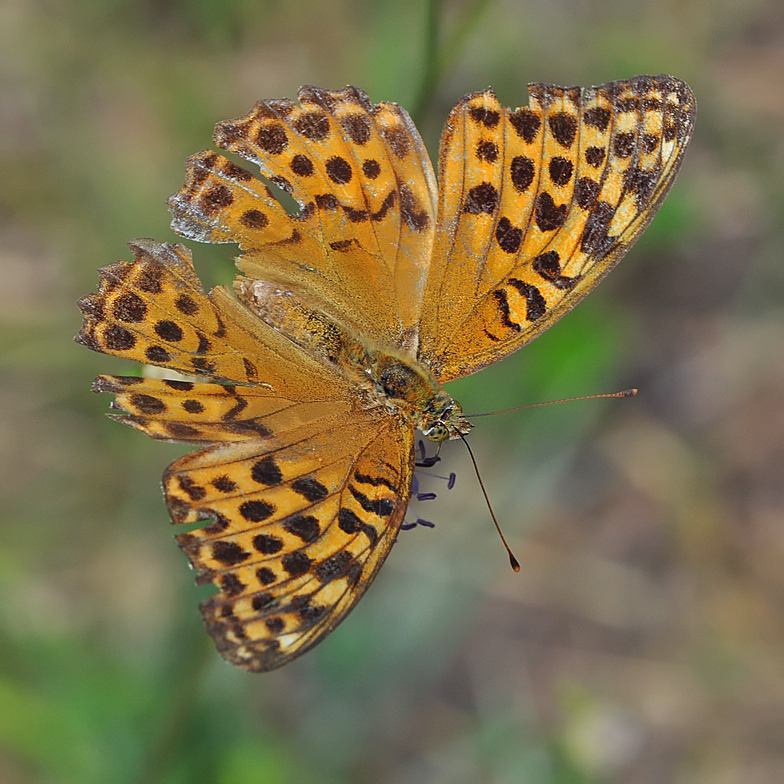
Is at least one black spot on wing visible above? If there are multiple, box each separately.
[493,289,521,333]
[463,182,499,214]
[532,251,576,290]
[509,108,541,143]
[349,485,394,517]
[548,112,577,148]
[613,132,635,159]
[510,156,535,193]
[283,515,320,543]
[104,324,136,351]
[112,292,147,322]
[574,177,601,209]
[326,156,352,184]
[338,508,378,545]
[291,477,328,502]
[534,193,567,231]
[222,397,248,421]
[175,295,198,316]
[155,320,183,342]
[581,200,616,255]
[549,156,573,186]
[256,123,288,154]
[585,146,606,167]
[476,140,499,162]
[584,106,611,131]
[495,217,522,254]
[315,551,353,582]
[131,393,165,414]
[212,475,237,493]
[372,190,396,222]
[240,209,269,230]
[508,279,547,321]
[251,456,283,486]
[213,541,251,566]
[265,616,285,633]
[341,113,371,145]
[399,185,429,231]
[290,154,314,177]
[253,533,283,555]
[177,474,205,500]
[294,111,330,141]
[468,106,500,128]
[240,499,275,522]
[221,573,245,597]
[353,470,397,492]
[362,159,381,179]
[282,551,312,577]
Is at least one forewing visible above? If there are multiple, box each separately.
[168,86,437,349]
[99,374,415,672]
[418,75,696,381]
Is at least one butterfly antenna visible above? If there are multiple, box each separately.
[465,388,637,418]
[457,432,520,573]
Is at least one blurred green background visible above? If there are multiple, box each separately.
[2,0,784,781]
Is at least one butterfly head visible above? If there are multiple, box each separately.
[419,393,472,443]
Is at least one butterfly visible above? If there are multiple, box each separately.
[77,76,695,671]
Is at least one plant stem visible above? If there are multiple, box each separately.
[411,0,495,125]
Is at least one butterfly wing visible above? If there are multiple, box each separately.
[78,239,415,671]
[77,239,347,401]
[417,75,696,381]
[168,86,437,350]
[98,374,414,672]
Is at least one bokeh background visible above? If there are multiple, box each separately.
[2,0,784,781]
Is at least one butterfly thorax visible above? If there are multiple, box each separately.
[369,351,471,442]
[238,278,471,442]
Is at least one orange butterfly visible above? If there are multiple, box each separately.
[77,76,695,671]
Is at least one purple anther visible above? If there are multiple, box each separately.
[404,445,456,533]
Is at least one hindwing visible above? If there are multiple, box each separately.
[97,373,414,671]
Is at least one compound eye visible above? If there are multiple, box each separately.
[423,423,449,442]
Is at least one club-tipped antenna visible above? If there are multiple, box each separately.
[465,388,637,419]
[457,432,520,573]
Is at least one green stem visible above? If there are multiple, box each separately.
[411,0,495,125]
[411,0,442,125]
